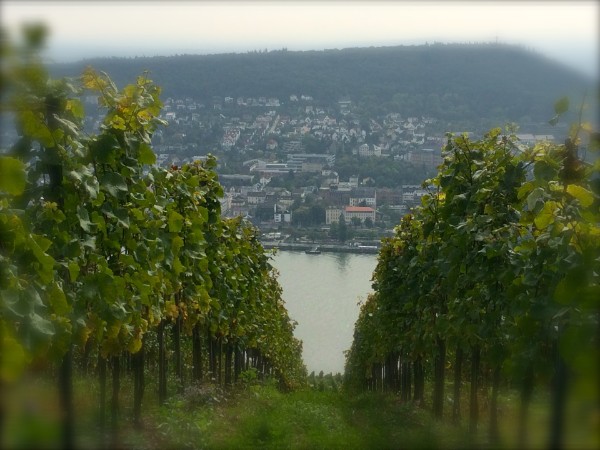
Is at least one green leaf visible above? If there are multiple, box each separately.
[52,115,79,136]
[48,283,70,316]
[100,172,128,197]
[138,143,156,165]
[168,210,184,233]
[554,266,588,305]
[554,97,569,115]
[31,236,55,284]
[172,235,184,252]
[30,312,55,336]
[566,184,594,208]
[91,211,107,236]
[77,205,94,233]
[92,134,122,164]
[22,23,48,49]
[2,288,23,317]
[517,181,534,200]
[66,99,85,120]
[67,169,83,183]
[548,115,559,126]
[525,187,544,211]
[21,111,53,147]
[83,174,100,199]
[68,261,80,282]
[0,334,27,382]
[0,157,27,195]
[533,160,557,181]
[114,208,130,229]
[554,278,571,305]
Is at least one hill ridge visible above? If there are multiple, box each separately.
[51,42,593,124]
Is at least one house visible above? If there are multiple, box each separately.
[325,207,343,225]
[229,194,249,217]
[376,188,403,206]
[247,191,267,205]
[350,187,376,208]
[286,153,335,173]
[322,170,339,186]
[250,162,293,176]
[276,194,294,209]
[320,186,351,207]
[403,148,442,168]
[219,195,231,215]
[358,144,382,157]
[266,139,278,150]
[282,141,303,153]
[325,205,375,225]
[274,204,292,223]
[401,186,428,205]
[343,206,376,224]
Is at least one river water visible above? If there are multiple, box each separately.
[271,251,378,374]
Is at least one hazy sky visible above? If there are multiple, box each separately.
[2,1,598,77]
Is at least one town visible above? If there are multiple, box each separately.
[76,91,556,247]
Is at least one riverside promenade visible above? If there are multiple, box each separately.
[260,241,380,254]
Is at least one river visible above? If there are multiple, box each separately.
[271,250,378,375]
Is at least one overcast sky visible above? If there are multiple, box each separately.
[2,1,598,78]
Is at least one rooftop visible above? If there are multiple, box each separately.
[345,206,375,213]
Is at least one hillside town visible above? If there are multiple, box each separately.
[123,93,552,240]
[0,91,548,244]
[150,94,443,237]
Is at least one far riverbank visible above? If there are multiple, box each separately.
[261,241,380,254]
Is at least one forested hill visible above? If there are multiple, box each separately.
[51,43,593,123]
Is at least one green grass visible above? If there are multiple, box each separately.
[205,384,463,449]
[2,374,599,449]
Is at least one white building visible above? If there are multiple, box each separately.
[325,206,376,225]
[343,206,376,224]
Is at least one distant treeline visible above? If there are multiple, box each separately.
[51,43,592,124]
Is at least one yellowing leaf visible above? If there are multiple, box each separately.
[66,99,85,120]
[82,67,107,91]
[1,334,28,382]
[127,336,142,354]
[566,184,594,208]
[48,283,70,316]
[68,261,80,282]
[110,115,126,130]
[0,157,26,195]
[166,302,179,319]
[517,181,534,200]
[107,323,121,339]
[534,201,558,230]
[76,326,92,348]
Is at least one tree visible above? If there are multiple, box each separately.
[338,214,348,242]
[328,221,339,240]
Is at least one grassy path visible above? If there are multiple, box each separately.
[147,384,465,449]
[4,377,598,449]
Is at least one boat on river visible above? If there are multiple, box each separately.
[305,246,321,255]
